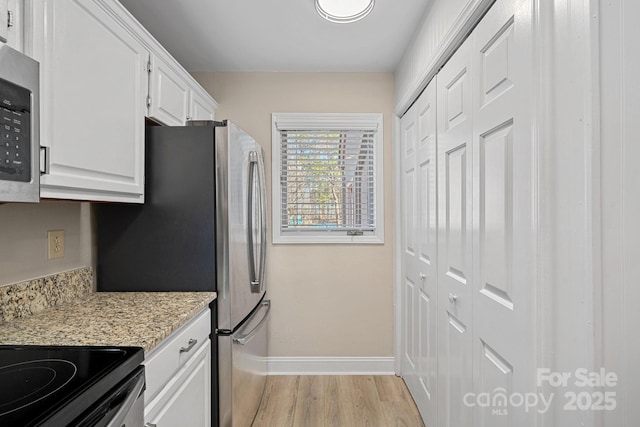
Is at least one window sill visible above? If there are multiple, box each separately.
[272,233,384,245]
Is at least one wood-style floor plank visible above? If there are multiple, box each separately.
[373,375,407,402]
[252,375,424,427]
[252,376,299,427]
[350,376,387,427]
[324,375,356,427]
[292,376,326,427]
[371,376,423,426]
[380,400,425,427]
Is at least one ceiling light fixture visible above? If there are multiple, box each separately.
[315,0,375,24]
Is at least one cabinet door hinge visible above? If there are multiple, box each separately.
[146,95,152,108]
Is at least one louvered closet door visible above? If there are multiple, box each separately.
[436,35,474,427]
[401,78,439,424]
[471,0,536,425]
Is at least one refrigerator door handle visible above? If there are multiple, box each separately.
[247,151,260,293]
[257,150,268,293]
[233,300,271,345]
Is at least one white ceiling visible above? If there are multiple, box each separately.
[119,0,432,72]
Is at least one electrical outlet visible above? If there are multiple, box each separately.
[47,230,65,259]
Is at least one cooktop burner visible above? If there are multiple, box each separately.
[0,345,143,426]
[0,359,78,417]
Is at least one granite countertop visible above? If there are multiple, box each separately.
[0,292,216,353]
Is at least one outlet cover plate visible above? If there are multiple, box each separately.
[47,230,65,259]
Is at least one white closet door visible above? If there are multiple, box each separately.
[401,78,439,423]
[436,35,474,427]
[471,0,536,425]
[415,79,439,422]
[400,101,419,394]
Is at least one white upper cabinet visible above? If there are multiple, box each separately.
[29,0,148,202]
[21,0,217,202]
[0,0,7,43]
[147,54,190,126]
[0,0,23,52]
[147,53,218,126]
[188,87,217,122]
[138,17,218,127]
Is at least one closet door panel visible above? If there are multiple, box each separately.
[415,79,438,422]
[471,0,536,425]
[401,104,419,394]
[401,77,439,426]
[437,35,474,427]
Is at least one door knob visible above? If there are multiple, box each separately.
[419,272,426,280]
[449,293,458,304]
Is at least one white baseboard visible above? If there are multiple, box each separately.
[267,356,396,375]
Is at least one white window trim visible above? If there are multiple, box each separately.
[272,112,384,244]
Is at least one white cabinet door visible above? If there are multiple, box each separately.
[145,339,211,427]
[31,0,147,202]
[1,0,25,53]
[5,0,23,52]
[188,89,217,121]
[436,34,474,427]
[147,57,217,125]
[0,0,8,44]
[148,54,190,126]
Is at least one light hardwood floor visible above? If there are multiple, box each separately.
[252,376,425,427]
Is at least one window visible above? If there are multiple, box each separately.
[272,113,384,244]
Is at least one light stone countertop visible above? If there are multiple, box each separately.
[0,292,216,354]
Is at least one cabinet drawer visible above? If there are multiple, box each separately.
[145,339,211,426]
[143,308,210,403]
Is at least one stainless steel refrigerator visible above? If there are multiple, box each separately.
[96,120,269,427]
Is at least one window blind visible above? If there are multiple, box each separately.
[279,129,377,234]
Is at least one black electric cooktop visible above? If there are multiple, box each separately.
[0,345,143,426]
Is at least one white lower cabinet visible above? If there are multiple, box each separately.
[143,308,211,427]
[145,340,211,427]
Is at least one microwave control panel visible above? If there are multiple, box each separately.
[0,77,31,183]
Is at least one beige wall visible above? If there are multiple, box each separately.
[192,72,395,357]
[0,201,94,287]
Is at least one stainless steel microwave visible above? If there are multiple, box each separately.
[0,44,39,202]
